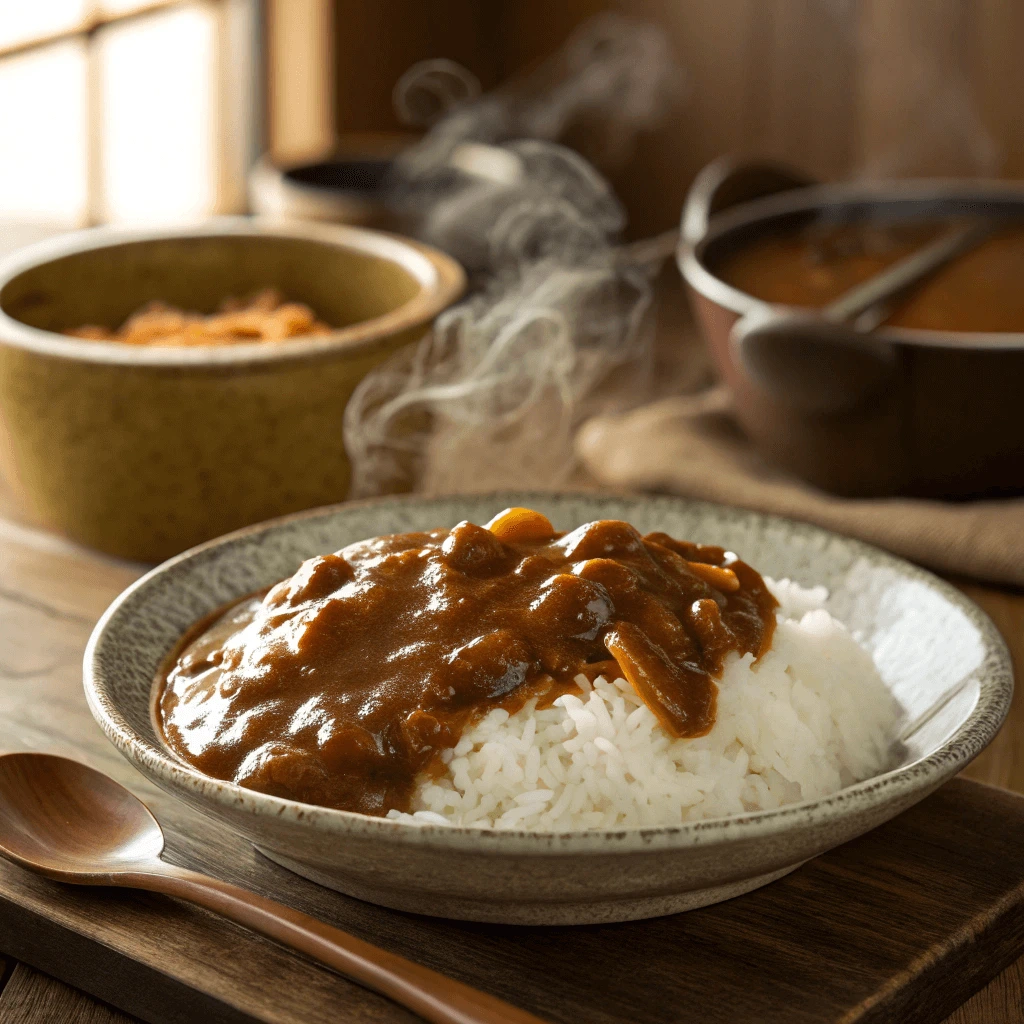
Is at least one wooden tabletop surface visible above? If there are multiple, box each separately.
[0,489,1020,1024]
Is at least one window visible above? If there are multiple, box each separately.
[0,0,259,228]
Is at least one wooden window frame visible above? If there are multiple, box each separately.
[263,0,334,164]
[0,0,261,225]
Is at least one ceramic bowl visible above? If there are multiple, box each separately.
[84,492,1013,925]
[0,219,464,562]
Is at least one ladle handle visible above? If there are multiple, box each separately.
[821,219,995,326]
[129,865,546,1024]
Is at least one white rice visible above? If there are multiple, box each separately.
[386,579,902,830]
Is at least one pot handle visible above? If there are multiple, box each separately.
[680,156,816,248]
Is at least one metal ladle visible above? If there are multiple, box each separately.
[0,752,546,1024]
[730,220,995,415]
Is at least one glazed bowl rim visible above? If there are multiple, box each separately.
[83,491,1014,856]
[677,176,1024,351]
[0,217,466,367]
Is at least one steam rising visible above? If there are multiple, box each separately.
[344,17,678,498]
[344,143,657,496]
[393,13,681,178]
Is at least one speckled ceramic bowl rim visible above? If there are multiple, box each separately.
[84,491,1014,855]
[0,218,465,367]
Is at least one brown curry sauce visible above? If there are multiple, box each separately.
[157,508,777,816]
[714,221,1024,333]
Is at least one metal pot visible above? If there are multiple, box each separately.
[677,157,1024,499]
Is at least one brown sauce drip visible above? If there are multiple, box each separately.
[715,221,1024,334]
[157,509,777,816]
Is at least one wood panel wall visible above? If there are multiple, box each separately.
[321,0,1024,237]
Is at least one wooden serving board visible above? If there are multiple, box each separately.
[1,509,1023,1024]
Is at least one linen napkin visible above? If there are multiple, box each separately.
[576,387,1024,587]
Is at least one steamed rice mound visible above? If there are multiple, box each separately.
[386,579,901,830]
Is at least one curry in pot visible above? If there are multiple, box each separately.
[715,221,1024,333]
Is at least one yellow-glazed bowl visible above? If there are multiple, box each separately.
[0,219,464,562]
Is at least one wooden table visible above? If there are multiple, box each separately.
[0,493,1020,1024]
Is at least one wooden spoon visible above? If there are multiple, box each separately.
[0,752,546,1024]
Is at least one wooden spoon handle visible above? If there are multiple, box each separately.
[129,866,547,1024]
